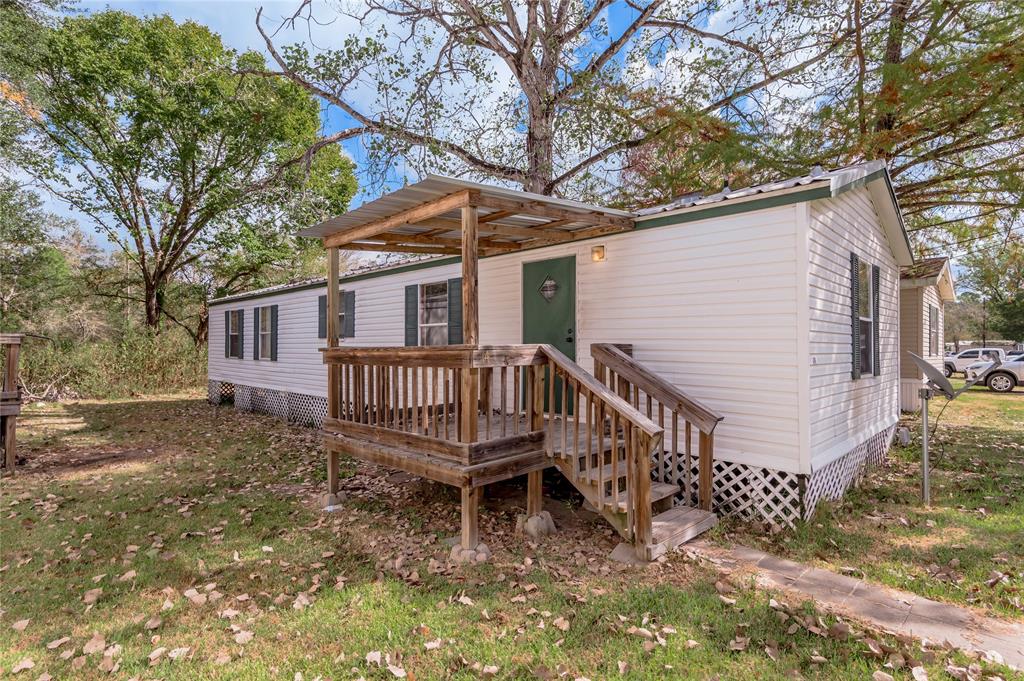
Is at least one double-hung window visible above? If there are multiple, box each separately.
[851,252,879,378]
[227,310,242,359]
[857,259,874,374]
[928,305,939,357]
[419,281,448,346]
[259,307,272,360]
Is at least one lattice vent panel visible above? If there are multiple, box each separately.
[207,381,235,405]
[287,393,327,428]
[233,384,253,411]
[656,456,802,528]
[803,425,895,520]
[249,388,290,420]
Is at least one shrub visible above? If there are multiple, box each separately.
[17,327,206,399]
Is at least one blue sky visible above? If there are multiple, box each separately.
[47,0,651,247]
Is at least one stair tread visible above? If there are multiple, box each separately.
[650,506,718,546]
[599,481,678,511]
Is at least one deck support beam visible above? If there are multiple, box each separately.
[461,485,480,549]
[526,470,543,516]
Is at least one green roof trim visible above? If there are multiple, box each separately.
[212,166,903,307]
[636,184,831,230]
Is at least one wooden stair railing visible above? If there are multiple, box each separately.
[590,343,724,512]
[532,344,663,551]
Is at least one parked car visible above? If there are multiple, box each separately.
[944,348,1006,377]
[966,357,1022,393]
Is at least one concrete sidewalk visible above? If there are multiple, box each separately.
[688,541,1024,670]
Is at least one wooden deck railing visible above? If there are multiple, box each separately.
[321,343,706,553]
[535,345,663,546]
[321,345,548,464]
[591,343,724,511]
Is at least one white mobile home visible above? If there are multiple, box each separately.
[208,161,915,545]
[899,258,956,412]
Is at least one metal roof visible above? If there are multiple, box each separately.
[298,174,634,241]
[637,160,888,216]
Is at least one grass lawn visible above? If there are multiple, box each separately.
[1,394,1020,680]
[725,381,1024,622]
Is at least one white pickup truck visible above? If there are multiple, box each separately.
[944,348,1006,377]
[966,356,1023,393]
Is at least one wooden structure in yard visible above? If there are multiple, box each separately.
[305,182,723,560]
[1,333,24,474]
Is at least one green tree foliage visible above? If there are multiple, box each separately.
[0,178,76,331]
[621,0,1024,249]
[3,10,357,343]
[959,233,1024,341]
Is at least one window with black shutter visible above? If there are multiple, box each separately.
[226,309,244,359]
[851,254,878,378]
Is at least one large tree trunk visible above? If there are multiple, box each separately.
[873,0,912,157]
[195,304,209,348]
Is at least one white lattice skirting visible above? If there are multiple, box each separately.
[208,380,327,428]
[656,425,895,528]
[208,380,893,527]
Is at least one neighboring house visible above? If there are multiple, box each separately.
[208,160,916,529]
[899,258,956,411]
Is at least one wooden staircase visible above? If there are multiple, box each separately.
[537,344,724,560]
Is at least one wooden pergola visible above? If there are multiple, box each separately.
[300,176,637,448]
[301,178,721,560]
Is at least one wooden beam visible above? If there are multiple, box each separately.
[410,216,578,243]
[461,485,480,549]
[323,189,477,248]
[373,231,520,252]
[460,205,480,445]
[477,195,633,230]
[339,243,461,255]
[527,470,543,516]
[478,209,515,223]
[461,205,479,345]
[326,246,341,498]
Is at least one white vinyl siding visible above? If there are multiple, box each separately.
[210,187,904,477]
[807,188,899,470]
[899,283,944,411]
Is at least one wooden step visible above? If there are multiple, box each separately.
[646,506,718,560]
[601,482,678,513]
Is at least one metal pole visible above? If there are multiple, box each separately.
[920,387,931,506]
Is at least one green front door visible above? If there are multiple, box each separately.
[522,255,576,412]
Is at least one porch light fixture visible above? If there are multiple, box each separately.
[591,245,606,262]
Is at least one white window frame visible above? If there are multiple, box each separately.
[227,309,242,359]
[259,307,272,360]
[858,259,874,376]
[928,305,939,357]
[419,281,448,346]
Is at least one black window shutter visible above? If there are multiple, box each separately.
[224,310,230,358]
[253,306,260,361]
[447,277,463,344]
[238,309,245,359]
[270,305,279,361]
[317,294,327,339]
[872,264,881,376]
[404,284,418,346]
[343,291,355,338]
[850,252,861,379]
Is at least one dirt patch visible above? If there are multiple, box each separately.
[13,444,173,476]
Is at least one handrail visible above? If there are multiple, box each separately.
[591,344,723,434]
[322,344,546,368]
[537,344,661,547]
[538,345,662,438]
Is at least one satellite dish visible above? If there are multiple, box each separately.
[907,352,956,398]
[905,351,1001,507]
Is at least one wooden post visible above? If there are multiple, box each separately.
[459,204,479,443]
[698,431,713,511]
[461,485,480,549]
[326,247,341,497]
[526,470,543,516]
[2,338,21,473]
